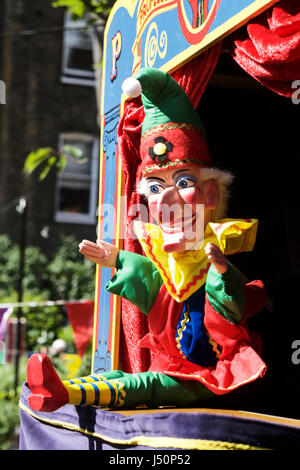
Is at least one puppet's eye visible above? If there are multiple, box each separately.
[175,177,197,190]
[149,183,164,194]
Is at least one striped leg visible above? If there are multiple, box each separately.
[27,355,183,411]
[62,372,126,408]
[62,370,213,409]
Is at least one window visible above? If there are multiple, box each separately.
[61,12,95,86]
[55,133,99,224]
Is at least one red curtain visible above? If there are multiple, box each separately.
[117,96,146,373]
[117,42,223,373]
[227,0,300,97]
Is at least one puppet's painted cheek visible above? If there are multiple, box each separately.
[179,187,203,205]
[148,198,159,219]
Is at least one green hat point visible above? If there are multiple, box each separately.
[122,68,206,136]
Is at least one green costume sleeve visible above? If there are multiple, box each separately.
[205,261,245,325]
[105,250,163,315]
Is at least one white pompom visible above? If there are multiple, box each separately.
[122,77,142,98]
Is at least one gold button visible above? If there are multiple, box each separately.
[153,142,167,155]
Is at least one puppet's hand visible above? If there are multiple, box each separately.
[205,243,227,275]
[79,239,119,268]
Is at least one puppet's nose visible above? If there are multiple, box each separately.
[157,187,183,225]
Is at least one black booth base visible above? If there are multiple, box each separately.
[19,383,300,451]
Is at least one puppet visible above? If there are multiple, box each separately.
[26,68,267,412]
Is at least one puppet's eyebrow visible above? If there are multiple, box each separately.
[173,169,190,176]
[172,169,198,181]
[146,169,193,183]
[172,169,194,179]
[145,176,165,182]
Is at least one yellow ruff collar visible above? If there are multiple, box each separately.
[134,218,258,302]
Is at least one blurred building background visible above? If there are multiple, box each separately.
[0,0,105,254]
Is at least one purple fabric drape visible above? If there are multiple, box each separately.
[0,306,13,341]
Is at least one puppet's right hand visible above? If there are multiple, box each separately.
[79,239,119,268]
[205,242,227,275]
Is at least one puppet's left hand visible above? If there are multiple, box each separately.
[205,243,227,275]
[79,239,119,268]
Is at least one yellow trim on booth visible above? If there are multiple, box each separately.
[91,113,106,374]
[161,0,280,74]
[19,401,270,450]
[110,155,124,370]
[105,0,280,77]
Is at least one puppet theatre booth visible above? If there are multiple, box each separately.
[20,0,300,451]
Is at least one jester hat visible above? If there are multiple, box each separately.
[122,67,211,180]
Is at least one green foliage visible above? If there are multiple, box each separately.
[52,0,111,20]
[48,235,95,301]
[0,235,20,299]
[23,301,64,353]
[50,355,70,380]
[52,0,87,18]
[0,235,53,299]
[0,358,26,401]
[0,233,96,448]
[56,324,77,354]
[0,400,20,450]
[0,357,27,450]
[24,147,67,181]
[24,145,92,182]
[22,246,51,296]
[0,234,95,352]
[77,344,93,376]
[0,235,65,351]
[63,145,84,160]
[88,0,111,17]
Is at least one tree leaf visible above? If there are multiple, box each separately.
[56,154,67,172]
[52,0,111,20]
[52,0,86,19]
[63,145,84,159]
[24,148,54,174]
[38,158,58,181]
[24,148,67,180]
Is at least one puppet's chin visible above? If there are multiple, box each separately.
[160,214,200,252]
[162,231,197,253]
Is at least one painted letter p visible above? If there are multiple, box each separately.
[111,31,122,82]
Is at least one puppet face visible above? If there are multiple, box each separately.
[144,167,219,252]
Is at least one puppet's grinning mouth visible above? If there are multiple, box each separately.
[160,214,197,234]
